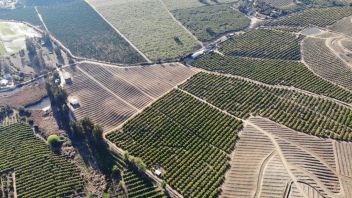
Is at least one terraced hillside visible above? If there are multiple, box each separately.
[180,72,352,140]
[64,62,198,131]
[107,89,243,197]
[86,0,200,61]
[0,123,83,197]
[37,0,145,64]
[221,116,352,198]
[192,53,352,103]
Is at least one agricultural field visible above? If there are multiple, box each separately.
[266,7,352,27]
[0,7,41,27]
[180,72,352,140]
[0,123,83,197]
[172,4,250,41]
[107,89,243,197]
[257,0,295,9]
[193,53,352,103]
[329,16,352,36]
[162,0,238,10]
[0,21,40,55]
[219,29,302,60]
[221,116,352,198]
[86,0,200,61]
[302,37,352,91]
[111,154,166,198]
[37,0,145,64]
[64,62,198,131]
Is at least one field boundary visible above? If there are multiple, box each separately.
[84,0,152,63]
[158,0,204,48]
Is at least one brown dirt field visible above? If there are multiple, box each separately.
[0,83,47,108]
[221,116,352,198]
[29,109,62,137]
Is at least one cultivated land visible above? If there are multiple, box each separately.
[162,0,237,10]
[107,89,243,198]
[0,123,83,197]
[330,16,352,36]
[111,154,166,198]
[219,29,302,60]
[180,73,352,140]
[266,7,352,27]
[302,36,352,91]
[64,62,199,131]
[258,0,295,9]
[172,4,250,41]
[0,21,40,55]
[86,0,200,61]
[221,116,352,198]
[193,53,352,103]
[0,7,42,27]
[2,0,352,197]
[37,0,145,64]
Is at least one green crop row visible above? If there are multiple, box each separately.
[108,89,243,197]
[0,123,83,197]
[180,72,352,141]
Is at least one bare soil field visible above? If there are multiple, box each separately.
[64,62,198,131]
[329,16,352,36]
[221,116,352,198]
[0,83,47,108]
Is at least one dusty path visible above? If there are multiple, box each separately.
[158,0,204,48]
[12,172,17,198]
[34,7,48,32]
[84,0,152,63]
[254,151,276,198]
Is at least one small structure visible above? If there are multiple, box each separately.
[154,169,162,177]
[42,106,51,116]
[191,49,205,59]
[69,98,80,108]
[54,79,60,85]
[0,79,8,86]
[63,72,72,84]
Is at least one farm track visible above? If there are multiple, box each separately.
[84,0,152,63]
[158,0,204,48]
[12,172,17,198]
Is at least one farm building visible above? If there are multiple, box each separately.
[63,72,72,84]
[69,98,80,108]
[191,49,206,59]
[42,106,51,116]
